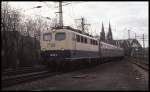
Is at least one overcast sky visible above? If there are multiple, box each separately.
[7,1,149,47]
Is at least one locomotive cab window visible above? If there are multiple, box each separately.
[76,35,80,42]
[55,32,66,41]
[84,37,87,43]
[81,36,84,43]
[90,39,93,44]
[43,33,52,41]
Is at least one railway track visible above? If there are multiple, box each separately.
[2,60,95,88]
[2,61,101,88]
[131,61,148,71]
[2,64,86,88]
[2,70,62,88]
[2,58,126,88]
[128,57,149,71]
[2,66,47,76]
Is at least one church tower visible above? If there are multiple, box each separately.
[107,21,113,44]
[100,22,106,42]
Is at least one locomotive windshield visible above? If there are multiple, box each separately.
[43,33,52,41]
[55,32,66,41]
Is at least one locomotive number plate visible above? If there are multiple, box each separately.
[48,43,56,47]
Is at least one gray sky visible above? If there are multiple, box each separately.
[7,1,149,47]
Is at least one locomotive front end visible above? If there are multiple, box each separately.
[40,29,71,61]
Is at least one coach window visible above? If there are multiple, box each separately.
[81,36,84,43]
[93,40,94,45]
[95,40,97,45]
[90,39,93,45]
[95,41,98,45]
[85,37,87,43]
[43,33,52,41]
[76,35,80,42]
[55,32,66,41]
[94,40,96,45]
[90,39,92,44]
[83,37,85,43]
[93,40,95,45]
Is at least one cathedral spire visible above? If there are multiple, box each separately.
[100,21,105,42]
[107,21,113,44]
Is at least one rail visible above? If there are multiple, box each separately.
[127,57,149,71]
[2,70,61,88]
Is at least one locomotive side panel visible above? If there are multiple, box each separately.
[69,32,99,59]
[40,28,124,62]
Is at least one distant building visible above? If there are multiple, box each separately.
[113,39,142,56]
[106,22,113,44]
[99,22,143,57]
[100,22,106,42]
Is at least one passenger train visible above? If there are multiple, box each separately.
[40,26,124,70]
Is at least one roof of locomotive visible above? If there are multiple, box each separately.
[47,26,98,40]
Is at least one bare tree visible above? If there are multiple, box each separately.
[2,2,52,70]
[1,2,21,69]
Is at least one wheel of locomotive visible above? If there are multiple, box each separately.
[72,60,77,70]
[48,61,55,72]
[63,61,69,72]
[72,60,77,71]
[80,60,84,69]
[55,61,62,72]
[96,58,99,65]
[70,60,77,71]
[85,59,89,68]
[59,61,65,72]
[95,58,99,65]
[83,59,87,69]
[42,59,54,72]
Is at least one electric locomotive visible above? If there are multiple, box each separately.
[40,26,124,69]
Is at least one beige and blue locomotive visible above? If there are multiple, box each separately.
[40,26,124,67]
